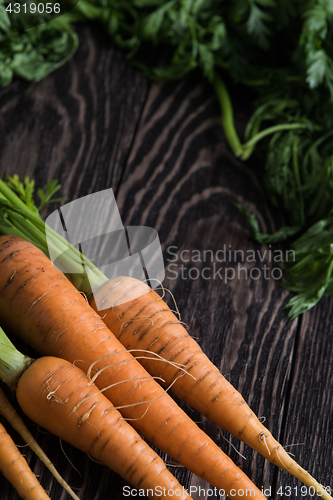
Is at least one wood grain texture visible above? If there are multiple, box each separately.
[0,23,148,200]
[276,301,333,495]
[0,23,332,500]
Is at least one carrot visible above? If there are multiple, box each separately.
[0,420,51,500]
[0,386,81,500]
[0,354,193,500]
[89,276,333,500]
[0,235,266,500]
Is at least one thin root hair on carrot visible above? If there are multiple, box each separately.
[258,432,271,457]
[283,442,305,449]
[220,430,247,460]
[152,281,182,320]
[119,315,155,334]
[71,376,167,413]
[275,447,291,472]
[90,361,167,385]
[121,403,151,422]
[103,371,189,414]
[86,349,195,382]
[165,461,184,468]
[59,439,82,477]
[87,453,104,465]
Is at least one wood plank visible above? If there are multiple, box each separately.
[0,24,148,200]
[275,298,333,498]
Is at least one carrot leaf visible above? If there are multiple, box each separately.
[37,179,66,211]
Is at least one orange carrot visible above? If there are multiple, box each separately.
[0,420,51,500]
[0,235,266,500]
[15,356,193,500]
[89,276,332,500]
[0,387,81,500]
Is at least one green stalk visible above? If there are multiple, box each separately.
[0,222,26,240]
[212,73,244,157]
[7,212,49,255]
[212,74,308,162]
[0,327,32,391]
[0,179,36,215]
[292,135,305,226]
[0,199,108,296]
[241,123,308,160]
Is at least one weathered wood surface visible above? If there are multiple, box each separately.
[0,23,332,500]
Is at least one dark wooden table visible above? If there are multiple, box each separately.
[0,23,332,500]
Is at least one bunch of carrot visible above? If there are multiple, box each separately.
[0,323,195,500]
[0,235,266,500]
[0,176,331,500]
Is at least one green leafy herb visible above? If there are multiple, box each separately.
[282,213,333,320]
[0,5,78,86]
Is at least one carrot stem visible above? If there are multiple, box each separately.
[0,197,108,294]
[0,178,37,215]
[241,122,307,160]
[212,73,244,157]
[0,328,32,390]
[6,211,49,255]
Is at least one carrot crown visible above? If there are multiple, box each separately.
[0,177,108,298]
[0,327,33,391]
